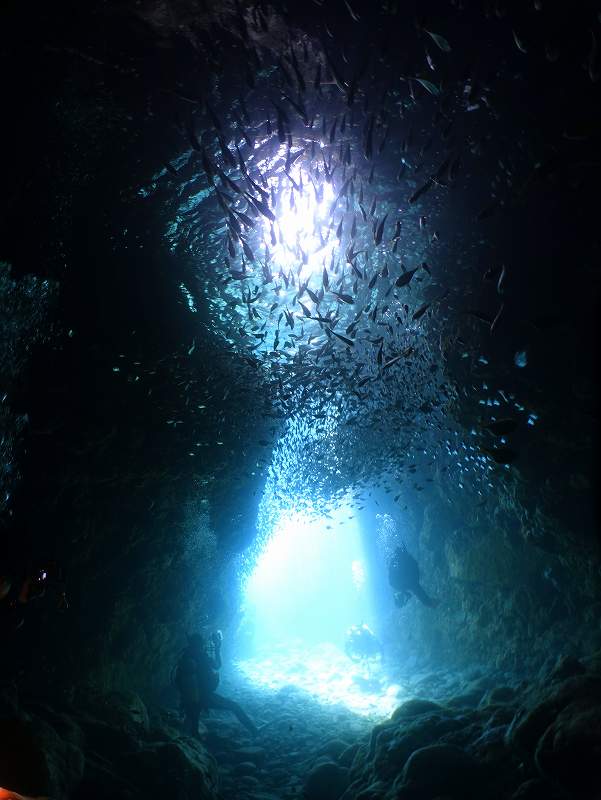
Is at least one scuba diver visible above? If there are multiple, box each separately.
[345,623,382,664]
[174,631,258,737]
[389,542,439,608]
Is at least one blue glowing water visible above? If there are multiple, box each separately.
[243,504,376,647]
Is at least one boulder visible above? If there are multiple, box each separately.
[391,699,443,721]
[230,745,267,765]
[445,690,483,708]
[545,655,586,684]
[117,738,218,800]
[468,724,509,765]
[481,686,518,706]
[395,743,486,800]
[76,715,140,759]
[317,738,350,762]
[0,716,84,799]
[76,690,149,734]
[70,755,137,800]
[507,674,601,753]
[371,715,464,781]
[339,742,359,767]
[582,649,601,675]
[303,761,349,800]
[354,780,387,800]
[534,698,601,796]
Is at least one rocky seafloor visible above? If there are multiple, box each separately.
[2,650,601,800]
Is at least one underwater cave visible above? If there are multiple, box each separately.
[1,1,600,799]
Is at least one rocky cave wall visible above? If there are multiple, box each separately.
[1,71,281,702]
[380,464,601,677]
[1,0,599,707]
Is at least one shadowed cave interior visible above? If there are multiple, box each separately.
[0,2,600,800]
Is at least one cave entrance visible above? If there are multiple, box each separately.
[234,499,402,717]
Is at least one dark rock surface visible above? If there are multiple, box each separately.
[0,1,599,799]
[0,689,218,800]
[3,651,601,799]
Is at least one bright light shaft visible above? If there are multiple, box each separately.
[243,506,373,646]
[262,150,336,276]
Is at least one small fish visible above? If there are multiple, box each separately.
[282,93,309,126]
[227,234,236,258]
[411,77,441,96]
[343,0,360,22]
[217,135,236,168]
[216,166,243,196]
[497,264,506,294]
[409,178,434,204]
[424,29,451,53]
[412,302,431,321]
[514,350,528,368]
[323,49,348,96]
[329,116,337,144]
[512,29,528,54]
[245,192,276,222]
[290,48,306,94]
[314,62,322,93]
[303,287,319,307]
[241,239,255,261]
[382,354,404,370]
[235,210,256,229]
[395,268,419,287]
[425,48,436,71]
[330,290,354,304]
[490,303,504,333]
[374,213,388,246]
[329,328,355,346]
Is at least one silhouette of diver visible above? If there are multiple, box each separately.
[175,631,257,737]
[388,542,439,608]
[345,623,382,663]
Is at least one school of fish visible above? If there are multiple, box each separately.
[141,0,599,512]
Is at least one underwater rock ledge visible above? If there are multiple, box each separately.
[2,651,601,800]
